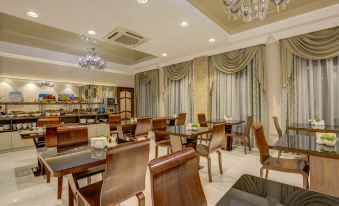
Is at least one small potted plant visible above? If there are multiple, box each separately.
[104,134,112,143]
[187,122,200,131]
[321,134,337,147]
[224,115,232,121]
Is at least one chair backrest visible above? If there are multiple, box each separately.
[149,147,207,206]
[109,114,121,123]
[37,117,60,127]
[101,140,150,205]
[177,113,186,125]
[45,125,88,148]
[135,117,151,137]
[152,118,169,143]
[272,116,282,138]
[57,125,88,149]
[243,116,254,137]
[252,122,270,164]
[197,114,208,127]
[208,123,225,153]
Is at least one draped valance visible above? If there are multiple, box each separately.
[135,69,159,98]
[280,26,339,87]
[209,45,265,89]
[163,61,193,81]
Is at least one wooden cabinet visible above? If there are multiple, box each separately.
[0,132,12,151]
[11,131,26,149]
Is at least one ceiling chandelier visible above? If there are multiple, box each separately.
[223,0,291,22]
[79,48,107,71]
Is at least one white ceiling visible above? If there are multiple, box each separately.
[1,0,339,74]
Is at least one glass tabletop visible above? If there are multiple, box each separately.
[216,174,339,206]
[288,123,339,133]
[270,134,339,159]
[37,145,107,173]
[156,125,212,137]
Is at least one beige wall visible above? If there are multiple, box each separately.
[0,56,134,87]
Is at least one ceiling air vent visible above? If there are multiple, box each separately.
[103,27,149,48]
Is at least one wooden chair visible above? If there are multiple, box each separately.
[272,116,283,158]
[149,147,207,206]
[36,117,60,147]
[152,118,171,158]
[197,113,210,143]
[226,116,253,154]
[176,113,186,125]
[252,122,309,189]
[127,117,151,142]
[68,140,150,206]
[109,114,121,138]
[196,123,224,182]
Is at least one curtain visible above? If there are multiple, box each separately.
[282,55,339,131]
[135,69,159,117]
[210,45,265,89]
[211,59,267,138]
[164,61,193,122]
[280,26,339,87]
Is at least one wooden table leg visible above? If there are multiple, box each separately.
[46,169,51,183]
[57,176,63,199]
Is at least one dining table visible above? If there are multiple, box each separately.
[288,123,339,134]
[37,144,109,199]
[204,119,245,150]
[110,120,137,140]
[155,125,213,152]
[270,133,339,197]
[216,174,339,205]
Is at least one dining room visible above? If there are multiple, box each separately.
[0,0,339,206]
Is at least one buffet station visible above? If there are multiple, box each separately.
[0,77,120,152]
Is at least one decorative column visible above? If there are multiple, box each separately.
[193,56,209,122]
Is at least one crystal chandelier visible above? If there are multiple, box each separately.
[79,48,107,71]
[223,0,291,22]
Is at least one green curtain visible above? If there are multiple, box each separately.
[135,69,159,117]
[280,26,339,87]
[209,45,265,89]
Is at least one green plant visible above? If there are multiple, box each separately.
[320,134,337,141]
[191,123,199,128]
[104,134,111,141]
[314,117,321,122]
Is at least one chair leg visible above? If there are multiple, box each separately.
[87,177,91,185]
[68,183,74,206]
[155,145,158,159]
[217,150,223,174]
[243,136,247,155]
[260,167,264,178]
[207,156,212,182]
[278,150,282,158]
[46,169,51,183]
[265,169,269,179]
[167,147,170,155]
[57,176,63,199]
[136,192,145,206]
[247,136,251,151]
[302,173,309,189]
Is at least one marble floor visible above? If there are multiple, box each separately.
[0,138,304,206]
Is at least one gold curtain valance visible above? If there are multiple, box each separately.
[280,26,339,87]
[209,45,265,89]
[163,61,192,81]
[135,69,159,97]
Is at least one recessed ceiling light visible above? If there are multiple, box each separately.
[208,38,216,43]
[180,21,189,27]
[26,10,39,18]
[88,30,96,35]
[161,53,168,57]
[137,0,148,3]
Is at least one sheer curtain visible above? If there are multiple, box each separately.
[137,82,154,117]
[282,55,339,129]
[167,73,193,122]
[211,59,266,136]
